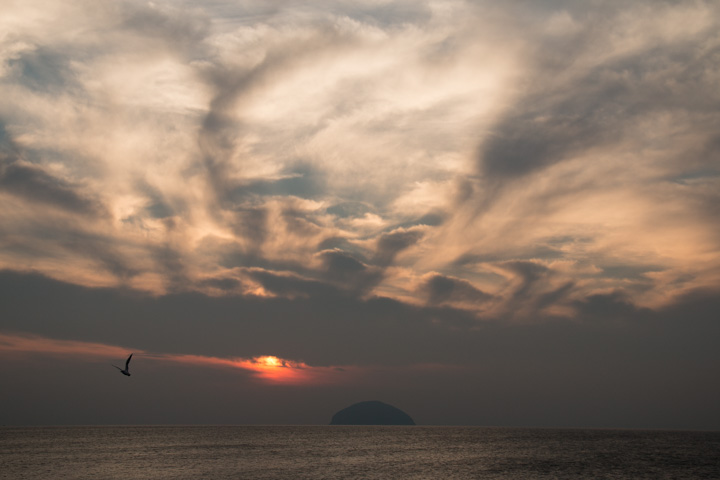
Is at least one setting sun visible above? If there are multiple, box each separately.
[258,356,281,367]
[237,355,311,384]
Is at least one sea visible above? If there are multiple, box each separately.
[1,426,719,479]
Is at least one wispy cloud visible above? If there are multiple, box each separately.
[1,0,719,318]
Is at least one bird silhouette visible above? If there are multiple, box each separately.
[112,353,133,376]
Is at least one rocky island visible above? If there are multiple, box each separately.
[330,401,415,425]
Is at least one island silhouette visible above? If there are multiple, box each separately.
[330,401,415,425]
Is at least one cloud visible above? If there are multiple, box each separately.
[2,268,718,367]
[372,228,424,267]
[2,269,720,427]
[318,249,383,294]
[4,46,79,94]
[429,1,720,308]
[0,332,348,385]
[419,273,493,308]
[0,124,105,216]
[476,1,720,184]
[0,160,104,216]
[247,268,339,299]
[0,332,133,359]
[0,0,719,378]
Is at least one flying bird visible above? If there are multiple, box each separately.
[112,353,133,376]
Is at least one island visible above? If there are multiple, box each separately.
[329,400,416,425]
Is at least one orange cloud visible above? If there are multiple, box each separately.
[0,332,136,359]
[0,332,347,385]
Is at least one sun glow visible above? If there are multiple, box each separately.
[257,355,281,367]
[234,355,312,384]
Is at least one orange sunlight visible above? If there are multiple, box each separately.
[167,353,335,385]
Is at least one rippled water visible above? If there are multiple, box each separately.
[1,426,718,479]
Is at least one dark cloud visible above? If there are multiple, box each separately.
[248,269,342,299]
[501,261,551,302]
[1,269,719,430]
[571,291,651,324]
[0,269,465,368]
[199,276,241,292]
[1,268,714,367]
[0,121,106,216]
[600,264,664,281]
[0,122,20,161]
[372,229,423,267]
[0,151,105,217]
[217,244,307,275]
[318,249,382,294]
[0,125,141,281]
[230,207,268,252]
[145,200,174,220]
[419,274,493,307]
[133,180,176,219]
[478,20,720,184]
[280,207,324,239]
[480,104,609,180]
[2,220,139,282]
[0,163,99,214]
[213,233,380,298]
[534,281,574,310]
[412,212,446,227]
[452,244,565,266]
[151,243,188,292]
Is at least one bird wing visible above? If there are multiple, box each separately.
[125,353,133,370]
[112,364,122,371]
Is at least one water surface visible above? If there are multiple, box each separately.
[1,426,718,479]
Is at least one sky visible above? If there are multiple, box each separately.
[1,0,719,429]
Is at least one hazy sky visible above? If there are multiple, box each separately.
[1,0,719,428]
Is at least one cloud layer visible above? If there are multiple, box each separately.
[2,0,719,311]
[1,270,718,427]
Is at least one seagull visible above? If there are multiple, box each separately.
[112,353,133,376]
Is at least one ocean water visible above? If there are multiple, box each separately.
[1,426,718,479]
